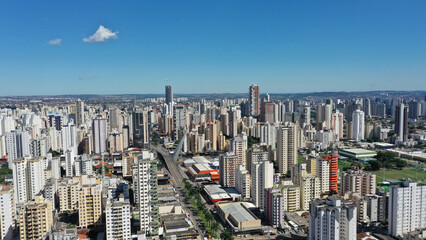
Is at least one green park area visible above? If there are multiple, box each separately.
[372,168,426,184]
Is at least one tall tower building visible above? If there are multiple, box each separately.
[173,105,186,140]
[133,110,149,148]
[323,154,339,193]
[249,84,260,117]
[251,160,274,210]
[316,158,330,193]
[12,157,45,203]
[6,129,30,167]
[165,85,173,105]
[352,109,365,142]
[92,117,107,154]
[75,98,85,126]
[0,186,15,240]
[219,153,238,188]
[388,182,426,237]
[309,196,357,240]
[18,195,53,240]
[135,151,159,235]
[331,111,344,140]
[277,125,298,174]
[394,103,409,142]
[230,133,248,167]
[235,165,250,200]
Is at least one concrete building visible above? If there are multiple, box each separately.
[394,103,409,142]
[217,202,261,232]
[341,167,376,196]
[235,165,250,201]
[388,182,426,237]
[309,196,357,240]
[246,144,269,174]
[92,117,108,154]
[78,183,102,228]
[352,109,365,142]
[12,157,45,203]
[277,125,297,174]
[249,84,260,117]
[316,157,330,193]
[133,110,149,148]
[6,129,30,167]
[219,153,238,188]
[230,133,247,167]
[135,151,159,235]
[58,177,80,212]
[0,186,15,240]
[105,198,132,240]
[251,160,274,210]
[75,99,85,126]
[18,195,53,240]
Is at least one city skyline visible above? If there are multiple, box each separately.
[2,1,426,95]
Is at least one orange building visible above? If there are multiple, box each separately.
[324,154,339,193]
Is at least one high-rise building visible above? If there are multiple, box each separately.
[75,99,85,126]
[341,167,376,196]
[247,144,269,174]
[230,133,247,167]
[292,164,321,211]
[394,103,409,142]
[331,111,344,140]
[135,151,159,234]
[106,198,132,240]
[235,165,250,200]
[309,196,357,240]
[249,84,260,117]
[388,182,426,237]
[173,105,186,140]
[78,183,102,228]
[18,195,53,240]
[316,158,330,193]
[219,153,237,188]
[352,109,365,142]
[12,157,45,203]
[277,125,297,174]
[251,160,274,210]
[165,85,173,105]
[133,110,149,148]
[6,129,30,167]
[228,110,238,137]
[323,154,339,193]
[58,177,80,212]
[92,117,108,154]
[0,186,15,240]
[265,184,300,228]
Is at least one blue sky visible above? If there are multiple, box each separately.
[1,0,426,95]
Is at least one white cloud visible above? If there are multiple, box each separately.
[48,38,62,45]
[83,25,118,43]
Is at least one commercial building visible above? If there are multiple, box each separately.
[203,184,232,203]
[217,202,261,232]
[339,148,377,160]
[394,103,409,141]
[352,109,365,142]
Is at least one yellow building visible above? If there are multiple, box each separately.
[18,195,53,240]
[78,184,102,228]
[217,202,261,232]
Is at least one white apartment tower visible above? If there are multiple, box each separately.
[92,117,108,154]
[235,165,251,200]
[106,198,132,240]
[388,182,426,237]
[309,196,357,240]
[251,160,274,210]
[0,186,15,240]
[136,151,159,235]
[352,109,365,142]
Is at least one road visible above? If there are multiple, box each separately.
[152,145,206,236]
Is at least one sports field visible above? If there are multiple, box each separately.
[371,168,426,184]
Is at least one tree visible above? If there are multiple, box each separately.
[220,230,234,240]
